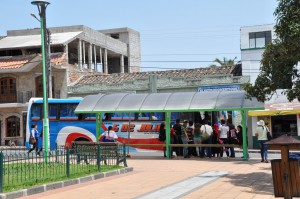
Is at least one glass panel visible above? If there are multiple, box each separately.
[271,115,298,138]
[249,38,256,48]
[152,112,164,120]
[171,112,180,121]
[111,113,122,120]
[256,37,265,48]
[49,104,57,120]
[31,104,41,120]
[123,113,135,120]
[84,113,96,120]
[265,31,272,44]
[255,32,265,38]
[138,112,150,120]
[60,103,78,120]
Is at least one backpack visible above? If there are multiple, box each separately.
[158,129,166,141]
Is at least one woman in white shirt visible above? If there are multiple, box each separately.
[102,126,118,142]
[219,119,229,158]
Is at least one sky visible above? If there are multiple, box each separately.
[0,0,277,71]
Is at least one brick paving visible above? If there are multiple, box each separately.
[18,154,298,199]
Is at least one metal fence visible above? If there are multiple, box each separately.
[0,144,127,193]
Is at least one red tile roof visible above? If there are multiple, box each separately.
[0,54,36,69]
[75,65,237,85]
[0,53,67,70]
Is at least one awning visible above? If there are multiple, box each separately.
[248,110,300,116]
[75,91,264,114]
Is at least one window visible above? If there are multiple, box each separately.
[249,31,271,48]
[6,116,20,137]
[59,103,78,120]
[0,77,17,103]
[31,104,42,121]
[271,115,297,138]
[49,104,58,120]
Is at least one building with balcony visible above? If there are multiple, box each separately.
[0,25,141,146]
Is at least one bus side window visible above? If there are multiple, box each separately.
[60,103,78,120]
[84,113,96,121]
[49,104,58,120]
[111,113,122,121]
[138,112,150,121]
[31,104,42,120]
[171,112,179,121]
[151,112,164,120]
[123,113,134,120]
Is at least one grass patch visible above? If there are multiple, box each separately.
[3,162,123,193]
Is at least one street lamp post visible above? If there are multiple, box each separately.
[31,0,50,161]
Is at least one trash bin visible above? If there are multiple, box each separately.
[271,159,300,197]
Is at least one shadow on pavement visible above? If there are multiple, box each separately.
[225,171,274,195]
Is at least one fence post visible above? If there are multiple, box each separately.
[97,144,101,172]
[123,144,127,167]
[66,147,70,178]
[55,144,58,163]
[0,152,3,193]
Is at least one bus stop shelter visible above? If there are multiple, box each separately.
[74,91,264,159]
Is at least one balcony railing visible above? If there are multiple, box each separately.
[0,90,60,104]
[0,94,17,104]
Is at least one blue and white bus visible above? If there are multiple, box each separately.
[25,98,205,150]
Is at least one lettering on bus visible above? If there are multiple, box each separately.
[112,124,119,132]
[137,124,160,132]
[121,124,135,132]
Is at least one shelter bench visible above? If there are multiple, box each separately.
[72,141,127,167]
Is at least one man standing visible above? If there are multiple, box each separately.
[173,119,183,156]
[185,121,195,156]
[200,120,213,158]
[181,120,189,158]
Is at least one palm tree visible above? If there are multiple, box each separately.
[211,57,239,67]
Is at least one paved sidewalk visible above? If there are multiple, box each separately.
[19,153,297,199]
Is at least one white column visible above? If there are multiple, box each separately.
[88,43,92,71]
[93,45,97,71]
[64,44,69,64]
[77,39,82,70]
[99,47,103,73]
[104,48,108,74]
[82,41,86,68]
[120,54,124,73]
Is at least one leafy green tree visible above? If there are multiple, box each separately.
[244,0,300,102]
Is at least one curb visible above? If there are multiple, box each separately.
[0,167,133,199]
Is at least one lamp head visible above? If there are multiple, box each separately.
[31,1,50,6]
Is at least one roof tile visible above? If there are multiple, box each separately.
[74,65,236,85]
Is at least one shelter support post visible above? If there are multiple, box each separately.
[165,112,171,159]
[96,113,102,140]
[241,110,248,161]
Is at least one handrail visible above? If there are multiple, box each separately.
[123,143,241,148]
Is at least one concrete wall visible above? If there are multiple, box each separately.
[68,74,250,97]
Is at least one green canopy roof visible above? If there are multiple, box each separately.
[75,91,264,113]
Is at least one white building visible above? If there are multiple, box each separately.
[240,24,276,84]
[240,24,300,148]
